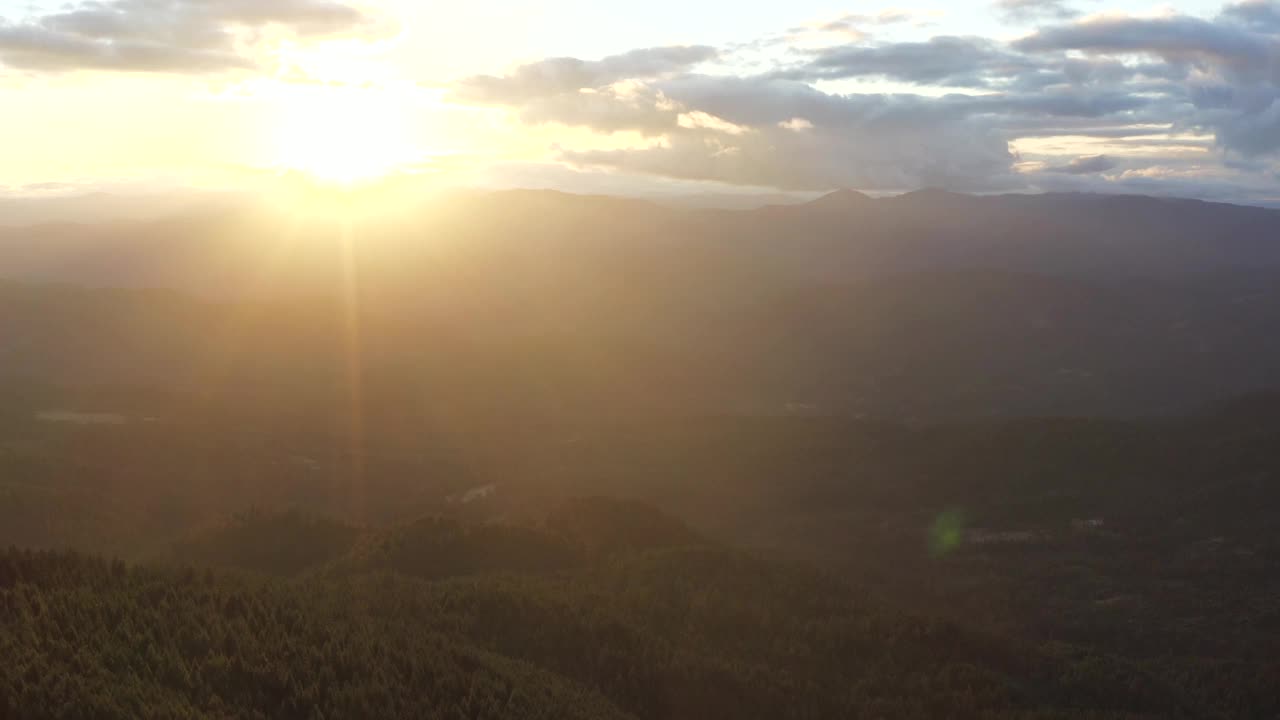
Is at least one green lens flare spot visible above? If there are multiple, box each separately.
[930,508,966,558]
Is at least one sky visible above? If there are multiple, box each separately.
[1,0,1278,204]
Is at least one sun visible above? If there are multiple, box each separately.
[272,86,415,185]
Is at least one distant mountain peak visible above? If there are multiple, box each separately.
[806,188,873,209]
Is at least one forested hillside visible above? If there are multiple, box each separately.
[4,384,1280,695]
[5,508,1278,719]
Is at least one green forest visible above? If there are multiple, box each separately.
[3,382,1280,717]
[5,509,1277,719]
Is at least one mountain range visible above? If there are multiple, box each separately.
[4,188,1280,418]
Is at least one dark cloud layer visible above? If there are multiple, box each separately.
[1048,154,1117,174]
[440,1,1279,199]
[1017,7,1280,157]
[1015,14,1276,74]
[563,77,1018,191]
[1225,0,1280,31]
[0,0,378,73]
[777,36,1038,87]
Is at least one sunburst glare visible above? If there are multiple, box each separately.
[272,85,417,185]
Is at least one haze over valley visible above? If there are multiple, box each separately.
[5,0,1280,716]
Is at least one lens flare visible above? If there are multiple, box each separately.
[930,509,966,558]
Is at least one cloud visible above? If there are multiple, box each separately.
[491,81,681,136]
[773,36,1192,93]
[962,89,1151,118]
[816,9,918,35]
[778,117,814,131]
[1214,97,1280,155]
[1006,123,1178,137]
[558,77,1019,192]
[442,2,1280,202]
[836,10,917,27]
[678,110,750,135]
[0,0,382,73]
[1014,15,1276,77]
[777,36,1039,87]
[995,0,1084,23]
[1047,154,1117,173]
[446,53,1158,190]
[450,46,718,104]
[1222,0,1280,32]
[1016,11,1280,155]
